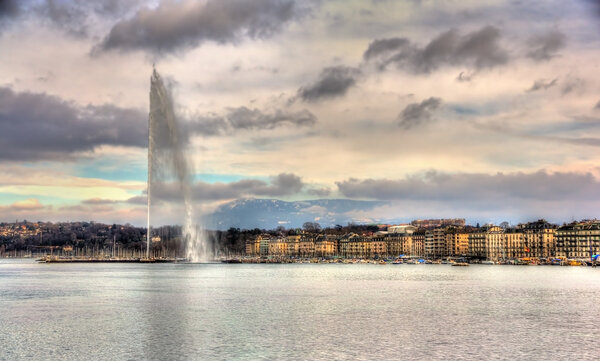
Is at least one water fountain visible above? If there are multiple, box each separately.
[148,68,212,262]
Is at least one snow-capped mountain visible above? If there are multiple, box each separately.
[205,198,387,230]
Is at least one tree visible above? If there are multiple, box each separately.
[302,222,321,233]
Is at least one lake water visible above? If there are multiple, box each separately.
[1,259,598,360]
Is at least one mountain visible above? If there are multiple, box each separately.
[205,198,387,230]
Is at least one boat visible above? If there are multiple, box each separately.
[481,260,495,265]
[452,262,469,267]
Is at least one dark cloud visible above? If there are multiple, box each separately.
[0,84,314,162]
[0,1,146,36]
[561,76,584,95]
[587,0,600,19]
[96,0,308,54]
[125,196,147,205]
[187,107,316,135]
[37,0,89,37]
[527,78,558,92]
[398,97,442,129]
[336,170,600,202]
[226,106,316,129]
[307,187,331,197]
[0,0,19,18]
[297,66,361,102]
[152,173,305,201]
[0,87,146,161]
[363,38,410,60]
[595,100,600,110]
[363,26,508,73]
[0,0,20,29]
[456,71,474,82]
[526,30,566,61]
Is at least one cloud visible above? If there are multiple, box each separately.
[125,196,147,205]
[595,100,600,110]
[363,38,409,60]
[152,172,305,202]
[0,0,19,19]
[297,66,361,102]
[0,85,314,162]
[0,0,20,30]
[81,198,119,205]
[456,71,474,82]
[587,0,600,19]
[336,170,600,203]
[37,0,89,37]
[0,1,146,36]
[527,78,558,92]
[187,107,317,135]
[363,26,508,73]
[226,106,316,129]
[96,0,308,54]
[398,97,442,129]
[561,76,584,95]
[0,199,49,219]
[10,198,45,211]
[0,87,146,161]
[307,187,331,197]
[526,30,566,61]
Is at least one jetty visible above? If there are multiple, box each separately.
[37,255,179,263]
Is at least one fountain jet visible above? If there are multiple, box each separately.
[148,68,212,262]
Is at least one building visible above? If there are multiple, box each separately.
[469,226,504,260]
[339,233,370,258]
[259,235,270,256]
[371,236,387,258]
[268,237,287,256]
[503,229,525,259]
[445,227,469,257]
[424,230,435,257]
[517,220,556,259]
[411,218,466,229]
[298,235,316,257]
[285,235,301,257]
[245,234,264,255]
[385,233,413,257]
[411,230,425,257]
[387,224,417,234]
[556,221,600,259]
[315,235,337,257]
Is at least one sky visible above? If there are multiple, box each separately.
[0,0,599,227]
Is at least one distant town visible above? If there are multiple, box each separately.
[246,218,600,265]
[1,218,599,265]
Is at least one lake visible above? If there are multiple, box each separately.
[1,259,598,360]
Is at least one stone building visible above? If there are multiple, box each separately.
[517,220,556,259]
[445,227,469,257]
[556,221,600,259]
[469,226,504,260]
[315,235,338,257]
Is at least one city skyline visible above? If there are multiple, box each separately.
[1,0,600,227]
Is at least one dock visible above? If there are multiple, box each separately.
[37,256,179,263]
